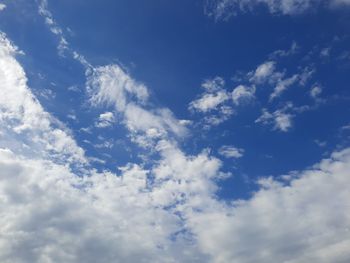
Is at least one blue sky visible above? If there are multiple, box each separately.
[1,0,350,262]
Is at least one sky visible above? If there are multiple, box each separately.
[0,0,350,262]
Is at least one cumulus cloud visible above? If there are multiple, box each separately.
[218,145,245,158]
[0,32,86,164]
[1,28,350,263]
[187,148,350,263]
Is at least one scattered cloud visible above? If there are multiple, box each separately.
[218,145,244,158]
[231,85,255,105]
[269,74,299,101]
[1,12,350,262]
[189,77,229,112]
[95,112,115,128]
[249,61,277,84]
[189,77,234,129]
[205,0,350,20]
[269,41,299,59]
[256,107,293,132]
[190,91,230,112]
[38,0,69,56]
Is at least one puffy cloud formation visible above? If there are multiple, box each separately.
[1,30,350,263]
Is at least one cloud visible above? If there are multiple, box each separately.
[255,108,293,132]
[231,85,255,105]
[269,74,299,101]
[189,77,229,113]
[87,65,149,112]
[205,0,350,20]
[189,77,234,128]
[269,42,299,59]
[1,27,350,263]
[247,59,314,101]
[38,0,69,56]
[310,85,322,99]
[86,65,187,147]
[249,61,277,84]
[201,76,226,91]
[189,91,230,112]
[187,148,350,263]
[0,32,86,164]
[95,112,115,128]
[218,145,245,158]
[0,3,6,11]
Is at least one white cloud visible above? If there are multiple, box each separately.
[188,148,350,263]
[206,0,350,20]
[86,65,187,146]
[269,74,299,101]
[201,76,225,92]
[87,65,149,112]
[1,30,350,263]
[249,61,279,84]
[232,85,255,105]
[310,86,322,98]
[218,145,244,158]
[269,41,299,58]
[189,91,229,112]
[38,0,69,56]
[0,32,86,164]
[0,3,6,11]
[189,77,236,128]
[256,108,293,132]
[95,112,115,128]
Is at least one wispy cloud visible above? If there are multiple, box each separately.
[205,0,350,20]
[219,145,245,158]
